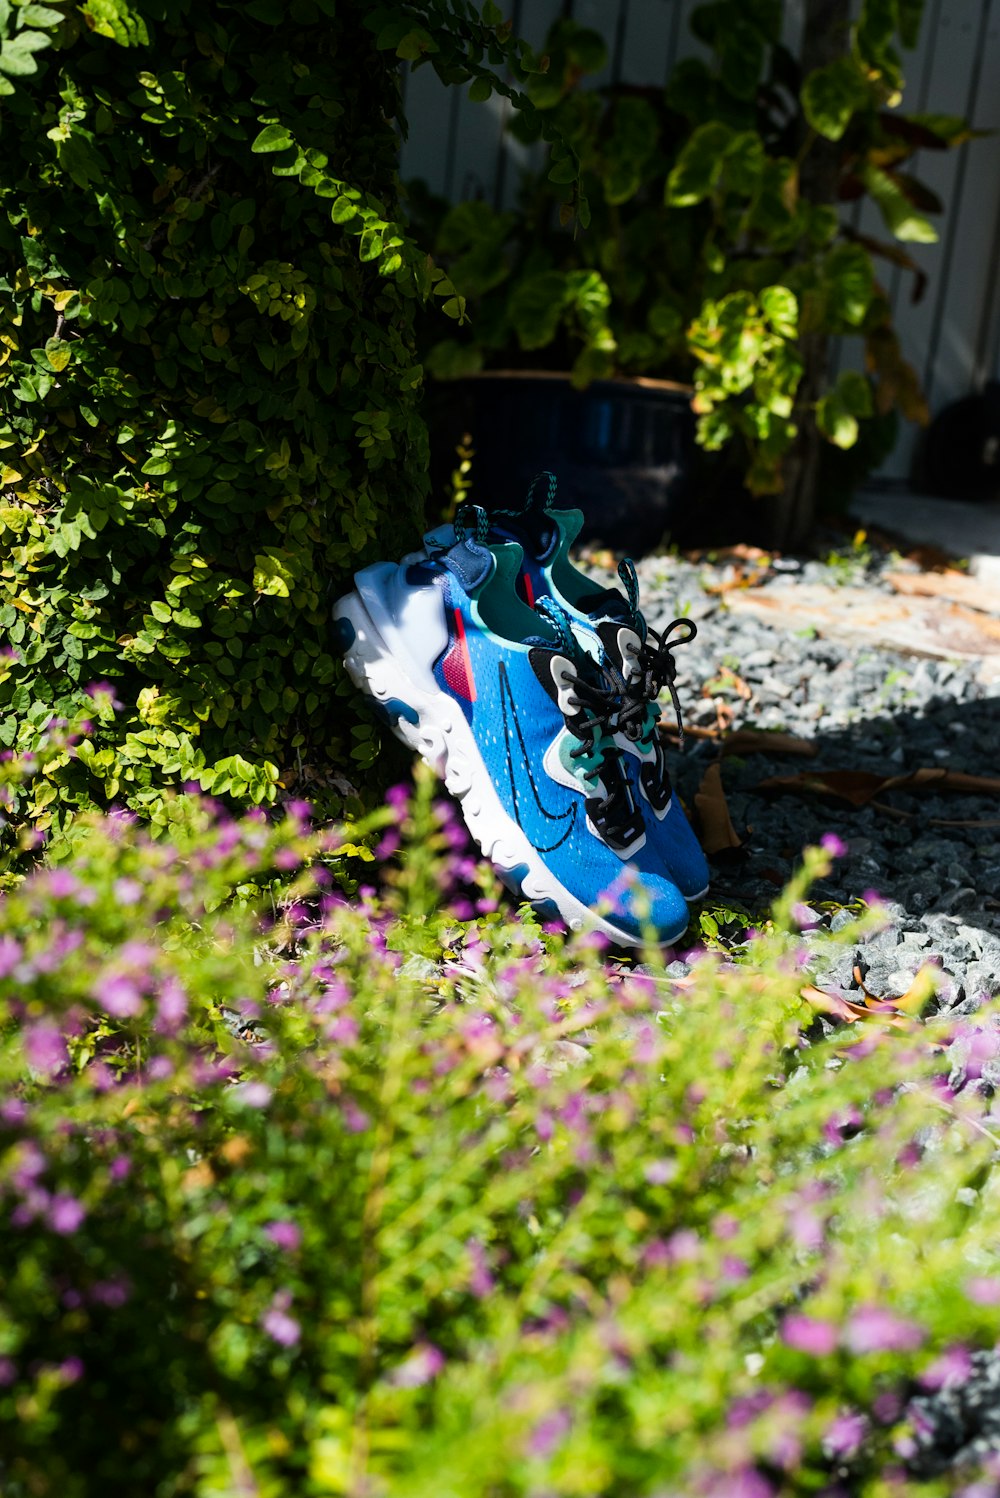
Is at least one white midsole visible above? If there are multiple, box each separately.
[333,588,663,947]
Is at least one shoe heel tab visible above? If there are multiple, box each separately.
[440,536,493,592]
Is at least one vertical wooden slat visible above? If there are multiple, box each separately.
[922,0,999,406]
[619,0,676,85]
[399,62,454,195]
[869,0,996,476]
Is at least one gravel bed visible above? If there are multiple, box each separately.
[577,538,1000,1004]
[582,536,1000,1477]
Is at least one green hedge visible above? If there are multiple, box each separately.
[0,0,444,849]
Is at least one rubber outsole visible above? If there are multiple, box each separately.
[333,587,688,948]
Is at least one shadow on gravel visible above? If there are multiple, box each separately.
[672,689,1000,982]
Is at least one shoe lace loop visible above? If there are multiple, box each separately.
[616,558,697,746]
[454,503,490,544]
[536,594,636,764]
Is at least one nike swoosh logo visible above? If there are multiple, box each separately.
[498,661,577,853]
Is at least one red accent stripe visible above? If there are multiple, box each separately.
[522,570,535,608]
[454,608,477,703]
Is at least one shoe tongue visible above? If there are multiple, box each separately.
[587,588,634,624]
[492,511,559,564]
[439,536,493,592]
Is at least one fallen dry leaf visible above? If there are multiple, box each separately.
[701,665,753,702]
[887,570,1000,617]
[722,727,816,757]
[757,766,1000,807]
[799,983,915,1028]
[695,763,743,854]
[661,722,818,757]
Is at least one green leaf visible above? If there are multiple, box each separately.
[861,163,938,243]
[665,122,732,206]
[44,337,71,372]
[0,28,52,75]
[898,0,923,47]
[19,3,65,23]
[760,285,797,339]
[823,243,874,327]
[395,28,437,61]
[507,270,567,350]
[816,392,859,449]
[251,123,294,153]
[547,156,578,186]
[833,369,874,419]
[802,57,869,141]
[718,17,765,101]
[468,77,491,104]
[331,196,358,224]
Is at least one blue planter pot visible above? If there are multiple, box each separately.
[449,371,697,557]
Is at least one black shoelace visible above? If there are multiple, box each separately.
[616,559,697,747]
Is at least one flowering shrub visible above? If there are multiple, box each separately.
[2,773,1000,1495]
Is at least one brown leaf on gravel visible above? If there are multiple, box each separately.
[756,766,1000,807]
[723,728,817,757]
[852,964,938,1015]
[800,983,915,1028]
[661,722,818,757]
[695,763,743,854]
[701,665,753,701]
[887,570,1000,617]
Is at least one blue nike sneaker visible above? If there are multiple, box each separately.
[332,535,692,948]
[421,476,710,901]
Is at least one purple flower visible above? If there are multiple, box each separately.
[964,1277,1000,1306]
[707,1468,773,1498]
[389,1342,445,1388]
[24,1022,68,1078]
[0,936,21,978]
[155,978,187,1034]
[109,1155,132,1182]
[113,878,142,906]
[781,1313,838,1356]
[261,1305,301,1347]
[232,1081,272,1108]
[824,1411,867,1457]
[265,1220,302,1253]
[527,1408,571,1459]
[644,1158,677,1186]
[47,870,79,899]
[788,1206,824,1252]
[342,1100,370,1134]
[920,1347,973,1390]
[98,974,143,1019]
[467,1238,494,1299]
[665,1229,699,1263]
[90,1278,130,1308]
[85,680,122,709]
[844,1306,925,1355]
[821,833,847,858]
[713,1212,740,1241]
[47,1194,86,1235]
[57,1356,84,1384]
[0,1358,16,1386]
